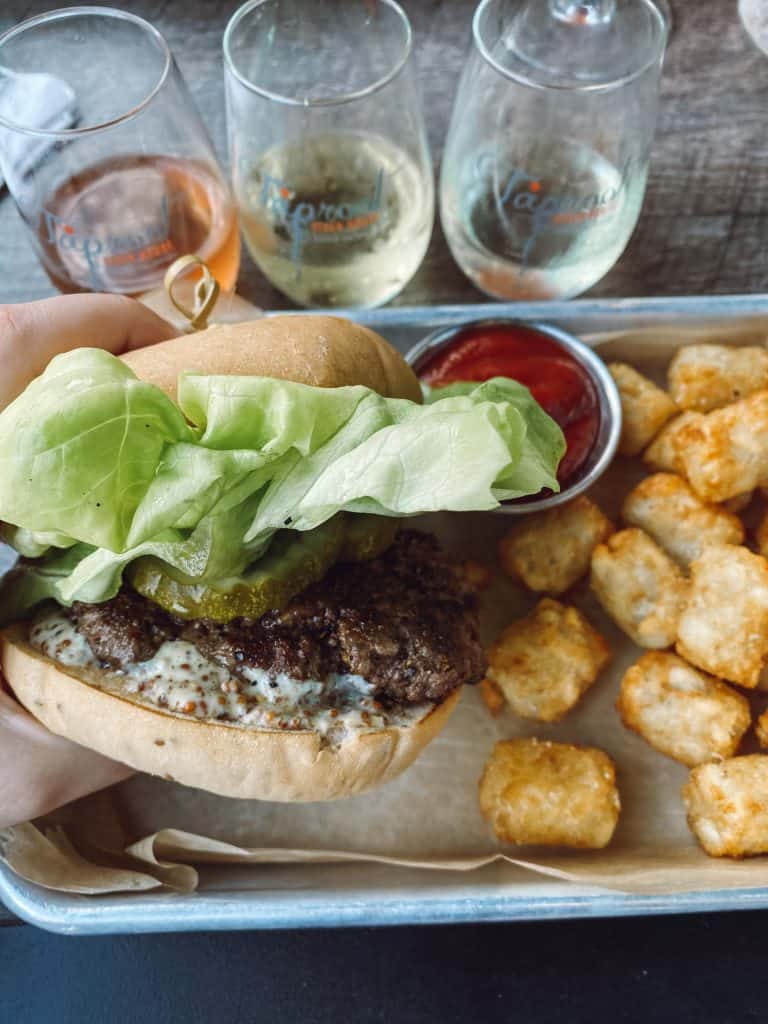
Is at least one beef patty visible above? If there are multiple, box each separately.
[70,531,486,706]
[71,589,176,666]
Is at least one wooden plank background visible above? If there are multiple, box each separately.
[1,1,767,307]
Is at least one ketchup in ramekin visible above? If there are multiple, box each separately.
[418,322,599,486]
[407,319,621,513]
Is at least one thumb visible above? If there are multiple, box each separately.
[1,294,176,410]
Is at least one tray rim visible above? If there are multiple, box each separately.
[5,291,768,934]
[6,872,768,935]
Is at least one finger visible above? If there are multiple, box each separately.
[0,294,176,409]
[0,684,133,829]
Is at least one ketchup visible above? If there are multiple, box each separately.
[419,324,599,485]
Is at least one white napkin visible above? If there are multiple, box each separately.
[740,0,768,53]
[0,69,78,188]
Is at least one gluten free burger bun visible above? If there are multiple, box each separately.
[1,315,475,803]
[121,314,423,404]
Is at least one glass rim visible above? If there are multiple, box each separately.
[0,6,172,137]
[223,0,413,107]
[472,0,667,94]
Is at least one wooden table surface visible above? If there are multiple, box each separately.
[1,0,768,307]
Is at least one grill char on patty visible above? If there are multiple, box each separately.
[70,530,487,706]
[71,590,176,666]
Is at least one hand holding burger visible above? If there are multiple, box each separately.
[0,308,565,806]
[0,294,175,828]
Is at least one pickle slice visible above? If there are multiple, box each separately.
[128,514,399,623]
[129,517,345,622]
[340,514,399,563]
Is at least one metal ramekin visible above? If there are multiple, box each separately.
[405,319,622,515]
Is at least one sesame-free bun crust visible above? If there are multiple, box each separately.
[121,315,423,404]
[3,315,451,802]
[2,629,460,802]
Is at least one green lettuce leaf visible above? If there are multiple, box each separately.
[0,349,192,552]
[243,381,557,543]
[0,350,564,619]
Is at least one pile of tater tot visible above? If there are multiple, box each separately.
[478,342,768,859]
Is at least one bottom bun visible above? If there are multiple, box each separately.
[1,626,460,802]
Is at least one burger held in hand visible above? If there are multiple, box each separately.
[0,316,564,801]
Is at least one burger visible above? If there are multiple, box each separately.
[0,316,564,802]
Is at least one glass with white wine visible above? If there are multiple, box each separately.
[224,0,434,308]
[440,0,667,301]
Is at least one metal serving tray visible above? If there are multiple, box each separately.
[4,293,768,935]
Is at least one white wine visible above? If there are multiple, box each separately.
[440,141,647,300]
[238,133,433,307]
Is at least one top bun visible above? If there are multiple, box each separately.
[121,315,422,404]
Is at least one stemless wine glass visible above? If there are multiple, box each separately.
[440,0,667,301]
[224,0,434,308]
[0,7,240,295]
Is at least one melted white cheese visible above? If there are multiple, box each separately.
[31,612,98,669]
[29,610,426,742]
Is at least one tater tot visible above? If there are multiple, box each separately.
[609,362,677,456]
[723,491,753,514]
[479,738,620,849]
[590,529,688,648]
[498,496,613,595]
[676,544,768,689]
[621,473,744,567]
[643,412,704,474]
[684,756,768,857]
[757,710,768,750]
[675,390,768,502]
[668,343,768,413]
[486,598,610,722]
[755,512,768,560]
[478,678,506,717]
[617,652,751,767]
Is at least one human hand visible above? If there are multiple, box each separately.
[0,293,175,828]
[1,292,175,410]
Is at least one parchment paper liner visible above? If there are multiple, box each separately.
[4,315,768,899]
